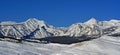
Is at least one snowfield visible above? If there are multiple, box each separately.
[0,35,120,55]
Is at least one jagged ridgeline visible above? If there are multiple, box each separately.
[0,18,120,44]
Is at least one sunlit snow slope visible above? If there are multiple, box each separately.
[0,35,120,55]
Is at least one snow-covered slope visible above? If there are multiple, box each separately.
[0,18,53,39]
[0,35,120,55]
[0,18,69,39]
[65,23,101,37]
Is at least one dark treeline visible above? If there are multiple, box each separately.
[0,35,98,44]
[39,35,97,44]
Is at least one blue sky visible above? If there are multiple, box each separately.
[0,0,120,27]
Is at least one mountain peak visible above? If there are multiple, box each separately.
[84,17,98,25]
[90,17,96,20]
[25,18,48,28]
[26,18,39,22]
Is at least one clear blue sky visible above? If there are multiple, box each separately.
[0,0,120,27]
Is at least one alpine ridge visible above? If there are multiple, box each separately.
[0,18,120,39]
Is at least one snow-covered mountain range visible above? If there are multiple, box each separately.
[0,18,120,39]
[0,18,120,55]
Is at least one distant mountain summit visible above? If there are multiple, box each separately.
[84,18,98,25]
[0,18,120,39]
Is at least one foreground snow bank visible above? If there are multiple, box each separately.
[0,36,120,55]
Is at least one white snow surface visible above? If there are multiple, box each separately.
[0,35,120,55]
